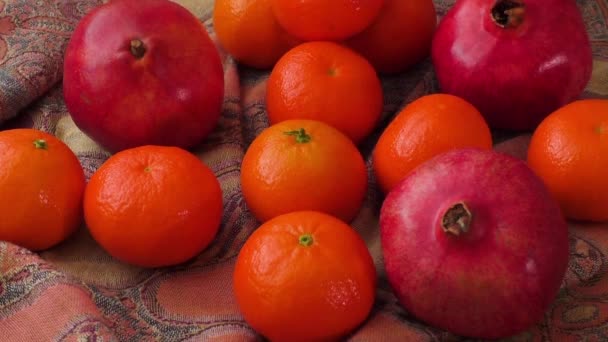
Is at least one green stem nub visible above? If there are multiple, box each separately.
[130,39,146,59]
[284,128,312,143]
[33,139,47,150]
[299,234,314,247]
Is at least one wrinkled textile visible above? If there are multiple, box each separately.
[1,0,608,340]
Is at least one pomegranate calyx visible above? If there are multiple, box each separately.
[130,39,146,59]
[491,0,525,29]
[441,202,472,236]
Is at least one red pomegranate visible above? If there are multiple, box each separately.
[63,0,224,153]
[431,0,592,131]
[379,148,570,339]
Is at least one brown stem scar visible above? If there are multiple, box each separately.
[442,202,473,236]
[130,39,146,59]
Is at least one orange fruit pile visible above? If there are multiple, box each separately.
[212,0,439,148]
[213,0,299,69]
[347,0,437,74]
[213,0,437,75]
[211,2,502,340]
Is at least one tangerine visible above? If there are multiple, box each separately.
[271,0,385,41]
[240,119,367,223]
[373,94,493,193]
[0,129,85,251]
[84,145,223,267]
[266,41,383,144]
[213,0,299,69]
[527,99,608,222]
[233,210,377,342]
[346,0,437,74]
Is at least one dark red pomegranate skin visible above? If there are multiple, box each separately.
[431,0,593,131]
[63,0,225,153]
[379,148,570,339]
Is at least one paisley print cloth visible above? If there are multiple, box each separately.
[1,0,608,340]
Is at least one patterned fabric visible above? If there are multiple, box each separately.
[0,0,607,340]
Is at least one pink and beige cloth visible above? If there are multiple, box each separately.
[0,0,607,340]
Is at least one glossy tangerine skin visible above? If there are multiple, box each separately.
[233,211,377,342]
[63,0,224,153]
[527,99,608,222]
[84,145,223,268]
[346,0,437,74]
[240,119,368,223]
[431,0,592,131]
[271,0,385,41]
[266,41,383,144]
[0,129,85,251]
[213,0,300,69]
[379,148,569,339]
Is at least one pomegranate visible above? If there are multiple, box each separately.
[431,0,592,131]
[63,0,224,153]
[379,148,569,339]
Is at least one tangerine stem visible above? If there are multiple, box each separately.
[299,234,314,247]
[284,128,312,143]
[33,139,47,150]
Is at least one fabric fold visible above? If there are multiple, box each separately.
[0,0,102,123]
